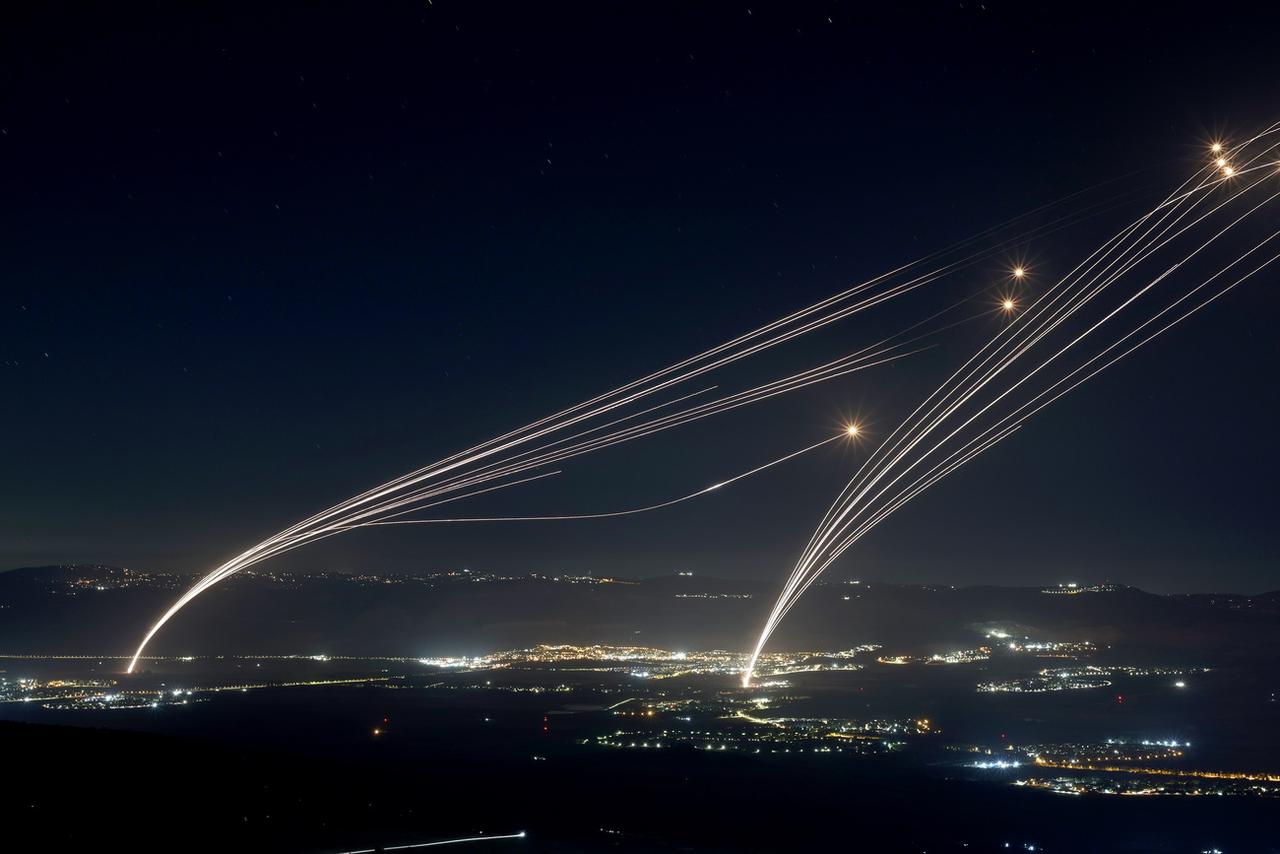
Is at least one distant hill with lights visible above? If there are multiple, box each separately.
[2,564,1278,664]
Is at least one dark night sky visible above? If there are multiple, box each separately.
[3,2,1278,592]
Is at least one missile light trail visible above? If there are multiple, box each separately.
[122,185,1125,672]
[123,124,1278,679]
[353,430,852,527]
[741,124,1280,685]
[18,11,1280,852]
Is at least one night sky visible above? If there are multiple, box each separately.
[4,2,1278,592]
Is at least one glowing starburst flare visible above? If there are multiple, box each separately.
[1012,266,1026,279]
[1002,298,1016,312]
[846,424,860,437]
[1211,142,1223,154]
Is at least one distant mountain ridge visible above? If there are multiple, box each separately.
[3,562,1276,600]
[2,563,1278,662]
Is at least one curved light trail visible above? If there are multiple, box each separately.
[742,123,1280,685]
[353,431,852,526]
[122,143,1187,673]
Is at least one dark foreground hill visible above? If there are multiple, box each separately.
[5,712,1279,854]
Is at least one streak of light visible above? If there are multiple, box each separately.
[126,330,930,670]
[123,134,1198,673]
[354,432,849,526]
[334,831,527,854]
[742,121,1280,685]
